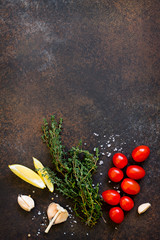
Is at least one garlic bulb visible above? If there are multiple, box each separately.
[45,202,69,233]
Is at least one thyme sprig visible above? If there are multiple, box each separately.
[41,116,102,226]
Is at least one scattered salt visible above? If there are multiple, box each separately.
[100,172,103,175]
[64,232,66,234]
[93,133,99,136]
[107,144,111,147]
[38,211,41,215]
[93,147,97,151]
[99,160,104,165]
[101,153,105,155]
[84,143,87,145]
[114,148,118,151]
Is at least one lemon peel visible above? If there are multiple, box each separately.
[33,157,54,192]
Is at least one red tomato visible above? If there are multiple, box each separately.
[102,190,120,205]
[121,178,140,195]
[108,167,124,182]
[120,196,134,211]
[132,145,150,162]
[113,153,128,169]
[109,207,124,224]
[126,165,145,180]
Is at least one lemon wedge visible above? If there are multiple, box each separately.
[8,164,46,189]
[33,157,54,192]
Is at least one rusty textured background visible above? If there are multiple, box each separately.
[0,0,160,239]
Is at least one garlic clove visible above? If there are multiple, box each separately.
[138,203,151,214]
[47,202,59,220]
[18,195,35,211]
[45,202,69,233]
[55,210,69,224]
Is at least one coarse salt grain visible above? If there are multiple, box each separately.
[94,133,99,136]
[99,160,104,165]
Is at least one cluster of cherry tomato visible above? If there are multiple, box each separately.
[102,145,150,224]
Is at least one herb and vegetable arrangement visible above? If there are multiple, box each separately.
[8,115,151,233]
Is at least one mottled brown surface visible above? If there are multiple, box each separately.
[0,0,160,239]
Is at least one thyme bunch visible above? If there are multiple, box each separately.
[41,116,102,226]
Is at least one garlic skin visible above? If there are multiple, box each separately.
[138,203,151,214]
[18,195,35,211]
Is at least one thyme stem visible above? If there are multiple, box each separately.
[42,115,102,227]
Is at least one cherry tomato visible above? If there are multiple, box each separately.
[102,190,120,205]
[108,167,124,182]
[121,178,140,195]
[109,207,124,223]
[120,196,134,211]
[132,145,150,162]
[126,165,145,180]
[113,153,128,169]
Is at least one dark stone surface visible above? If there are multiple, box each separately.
[0,0,160,239]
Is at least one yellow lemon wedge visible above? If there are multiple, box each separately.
[33,157,54,192]
[8,164,46,189]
